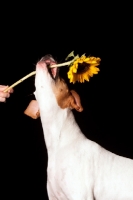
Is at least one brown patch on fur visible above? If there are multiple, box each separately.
[53,78,83,112]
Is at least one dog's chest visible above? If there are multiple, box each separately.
[46,145,95,199]
[47,160,73,199]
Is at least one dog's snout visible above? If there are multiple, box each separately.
[39,55,56,68]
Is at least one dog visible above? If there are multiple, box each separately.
[25,55,133,200]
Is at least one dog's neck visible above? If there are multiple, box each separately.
[39,99,84,153]
[35,88,84,154]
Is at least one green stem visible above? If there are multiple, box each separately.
[4,57,77,92]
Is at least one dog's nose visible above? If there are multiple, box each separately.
[40,54,53,62]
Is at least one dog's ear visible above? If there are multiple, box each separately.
[53,79,83,112]
[24,100,40,119]
[69,90,83,112]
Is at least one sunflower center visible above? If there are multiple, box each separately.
[77,62,90,74]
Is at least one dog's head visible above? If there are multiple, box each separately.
[24,55,83,119]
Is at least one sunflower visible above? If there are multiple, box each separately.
[67,55,101,83]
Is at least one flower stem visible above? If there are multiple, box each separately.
[3,57,77,92]
[4,71,36,92]
[50,59,74,68]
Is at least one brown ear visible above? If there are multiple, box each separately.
[69,90,83,112]
[24,100,40,119]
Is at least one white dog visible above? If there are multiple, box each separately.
[25,55,133,200]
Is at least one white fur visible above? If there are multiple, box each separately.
[35,60,133,200]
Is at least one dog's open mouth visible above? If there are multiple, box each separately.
[40,55,58,80]
[48,65,58,80]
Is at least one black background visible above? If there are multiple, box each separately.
[0,3,132,199]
